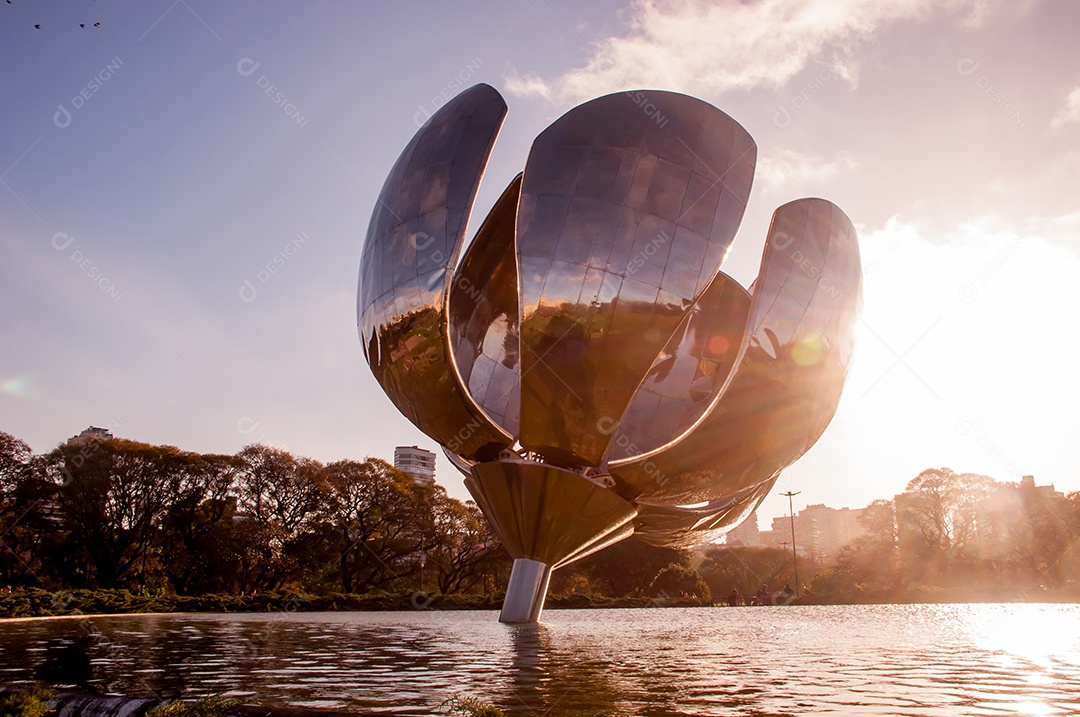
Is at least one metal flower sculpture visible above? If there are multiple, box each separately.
[358,84,862,622]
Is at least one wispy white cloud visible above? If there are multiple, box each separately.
[503,67,554,102]
[1047,209,1080,228]
[1052,87,1080,128]
[755,148,858,192]
[506,0,997,104]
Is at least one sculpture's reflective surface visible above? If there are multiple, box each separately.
[359,84,862,622]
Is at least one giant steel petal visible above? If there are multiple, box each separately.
[605,270,751,466]
[357,83,513,461]
[631,477,777,548]
[610,198,862,506]
[448,174,522,439]
[516,90,757,467]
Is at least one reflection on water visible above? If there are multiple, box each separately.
[1,604,1079,716]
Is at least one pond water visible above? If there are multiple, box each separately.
[1,604,1079,716]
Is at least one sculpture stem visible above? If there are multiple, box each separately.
[500,558,552,623]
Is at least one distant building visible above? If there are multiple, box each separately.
[798,504,867,560]
[724,474,1065,565]
[763,513,816,556]
[726,514,761,547]
[1018,474,1063,500]
[69,426,114,443]
[394,445,436,483]
[974,475,1064,556]
[754,504,867,560]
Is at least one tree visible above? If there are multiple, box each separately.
[322,458,429,593]
[1009,483,1077,589]
[813,501,903,603]
[0,431,51,588]
[236,445,324,533]
[896,467,996,586]
[428,496,508,595]
[699,546,800,600]
[0,431,33,487]
[648,563,711,603]
[1058,492,1080,587]
[158,453,242,594]
[235,445,326,591]
[47,438,183,589]
[573,539,689,597]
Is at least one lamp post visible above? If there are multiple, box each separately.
[780,491,800,599]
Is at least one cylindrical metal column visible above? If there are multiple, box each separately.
[499,557,552,623]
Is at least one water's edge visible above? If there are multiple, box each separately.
[2,688,379,717]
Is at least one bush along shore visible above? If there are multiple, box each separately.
[6,584,1079,620]
[0,687,405,717]
[1,687,602,717]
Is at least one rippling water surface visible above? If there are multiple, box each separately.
[2,604,1079,715]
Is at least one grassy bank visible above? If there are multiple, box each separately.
[1,686,602,717]
[0,588,493,619]
[8,586,1068,620]
[0,588,709,619]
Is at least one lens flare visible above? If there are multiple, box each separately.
[0,375,32,396]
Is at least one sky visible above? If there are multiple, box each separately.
[2,0,1078,529]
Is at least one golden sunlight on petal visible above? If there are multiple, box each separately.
[706,334,731,356]
[791,336,823,366]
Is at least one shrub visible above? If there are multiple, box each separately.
[0,683,56,717]
[146,695,239,717]
[440,694,505,717]
[647,564,712,604]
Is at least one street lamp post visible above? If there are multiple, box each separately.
[780,491,801,599]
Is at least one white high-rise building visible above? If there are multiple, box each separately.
[394,445,436,483]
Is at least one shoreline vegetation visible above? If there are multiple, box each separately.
[3,585,1078,620]
[0,587,706,620]
[1,686,572,717]
[0,686,515,717]
[4,430,1080,614]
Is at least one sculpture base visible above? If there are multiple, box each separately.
[465,459,638,623]
[500,557,552,623]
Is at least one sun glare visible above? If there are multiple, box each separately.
[968,605,1080,666]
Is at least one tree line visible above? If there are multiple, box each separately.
[698,468,1080,604]
[5,429,1075,606]
[0,431,508,596]
[0,430,703,602]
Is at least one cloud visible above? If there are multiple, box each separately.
[1047,209,1080,233]
[755,148,858,192]
[503,68,554,101]
[506,0,995,105]
[1052,87,1080,128]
